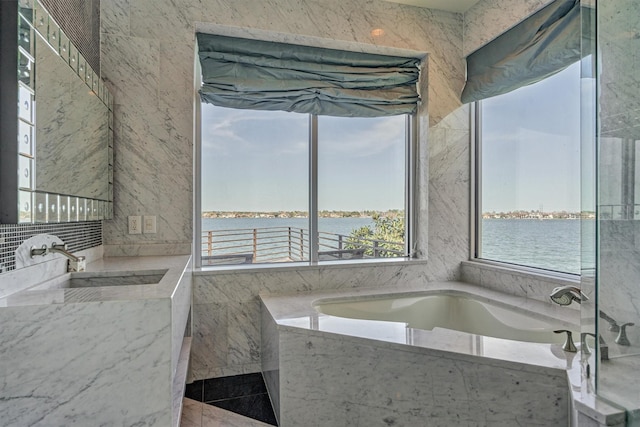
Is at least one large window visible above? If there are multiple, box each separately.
[199,104,411,267]
[476,62,584,274]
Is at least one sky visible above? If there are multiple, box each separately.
[481,61,586,213]
[200,106,405,212]
[201,61,587,214]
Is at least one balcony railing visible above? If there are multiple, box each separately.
[201,226,403,265]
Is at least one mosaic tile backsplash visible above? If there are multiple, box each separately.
[0,221,102,273]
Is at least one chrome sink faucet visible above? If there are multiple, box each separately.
[30,242,86,271]
[48,243,85,263]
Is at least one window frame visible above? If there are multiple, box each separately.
[194,106,418,269]
[471,80,581,277]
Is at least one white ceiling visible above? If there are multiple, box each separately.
[381,0,481,13]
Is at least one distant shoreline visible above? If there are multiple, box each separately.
[482,211,595,220]
[202,210,403,219]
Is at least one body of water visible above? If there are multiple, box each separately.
[202,217,375,236]
[481,218,595,275]
[201,217,594,274]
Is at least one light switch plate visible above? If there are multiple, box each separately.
[128,215,142,234]
[143,215,156,234]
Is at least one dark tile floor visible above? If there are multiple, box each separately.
[185,373,278,426]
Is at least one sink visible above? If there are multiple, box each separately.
[68,270,167,288]
[28,269,168,291]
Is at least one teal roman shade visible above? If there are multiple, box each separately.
[461,0,582,104]
[197,34,420,117]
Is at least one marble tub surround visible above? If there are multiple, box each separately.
[460,260,582,306]
[261,281,580,368]
[0,255,192,427]
[191,259,433,380]
[261,282,580,426]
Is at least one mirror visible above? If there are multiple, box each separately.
[34,34,109,200]
[0,0,114,223]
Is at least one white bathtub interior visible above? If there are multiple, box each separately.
[314,292,575,344]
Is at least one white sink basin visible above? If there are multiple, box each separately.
[28,269,168,291]
[68,270,167,288]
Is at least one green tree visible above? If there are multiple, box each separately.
[345,215,404,257]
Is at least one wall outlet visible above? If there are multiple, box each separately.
[143,215,157,234]
[128,216,142,234]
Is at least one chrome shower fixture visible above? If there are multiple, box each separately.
[550,286,588,306]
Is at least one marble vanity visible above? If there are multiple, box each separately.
[0,255,192,427]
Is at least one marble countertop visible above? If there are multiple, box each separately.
[0,255,191,307]
[261,281,581,373]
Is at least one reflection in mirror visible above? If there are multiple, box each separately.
[0,0,115,224]
[34,33,109,200]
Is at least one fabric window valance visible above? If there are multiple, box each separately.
[461,0,583,104]
[197,34,421,117]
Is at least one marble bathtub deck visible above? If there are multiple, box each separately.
[261,280,581,371]
[181,398,273,427]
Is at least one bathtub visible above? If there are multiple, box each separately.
[261,282,581,426]
[314,292,572,345]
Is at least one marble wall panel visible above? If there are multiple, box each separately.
[260,301,280,421]
[460,260,582,307]
[426,106,471,281]
[172,261,193,377]
[190,302,229,380]
[276,328,569,426]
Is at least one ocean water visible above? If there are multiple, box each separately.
[201,217,593,273]
[480,219,595,275]
[201,217,374,236]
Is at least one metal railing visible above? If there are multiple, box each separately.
[201,226,403,265]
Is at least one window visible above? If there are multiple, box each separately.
[199,104,412,267]
[475,62,584,274]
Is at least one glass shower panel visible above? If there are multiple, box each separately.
[595,0,640,422]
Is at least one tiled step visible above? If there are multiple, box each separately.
[181,398,274,427]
